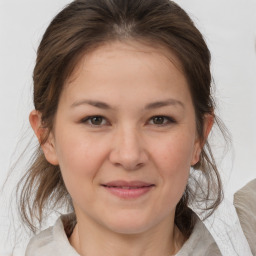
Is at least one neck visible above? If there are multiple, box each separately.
[69,213,185,256]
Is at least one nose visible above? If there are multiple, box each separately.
[109,126,148,171]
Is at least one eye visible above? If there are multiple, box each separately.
[81,116,108,126]
[148,116,175,126]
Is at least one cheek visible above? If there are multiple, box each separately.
[151,133,196,201]
[54,130,108,189]
[155,133,195,174]
[54,133,111,210]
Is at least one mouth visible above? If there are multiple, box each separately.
[103,186,152,189]
[101,180,155,199]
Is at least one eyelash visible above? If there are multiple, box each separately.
[80,115,176,127]
[148,116,176,126]
[80,116,109,127]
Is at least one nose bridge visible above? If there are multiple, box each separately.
[109,123,147,170]
[120,124,140,153]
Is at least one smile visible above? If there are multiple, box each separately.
[101,181,155,199]
[105,186,149,189]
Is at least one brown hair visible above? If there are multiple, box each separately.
[17,0,226,238]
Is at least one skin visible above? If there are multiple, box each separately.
[30,40,213,256]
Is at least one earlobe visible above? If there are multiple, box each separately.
[42,133,59,166]
[191,145,201,166]
[29,110,59,166]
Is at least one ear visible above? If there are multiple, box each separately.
[29,110,59,165]
[191,113,214,165]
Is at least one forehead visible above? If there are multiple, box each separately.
[60,40,191,108]
[66,40,185,86]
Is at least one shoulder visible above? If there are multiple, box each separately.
[25,226,55,256]
[234,179,256,255]
[25,213,79,256]
[177,216,221,256]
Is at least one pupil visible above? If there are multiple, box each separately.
[154,117,164,124]
[92,117,102,125]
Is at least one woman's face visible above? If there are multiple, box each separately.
[43,41,202,234]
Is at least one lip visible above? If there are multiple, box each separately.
[101,180,155,199]
[104,180,153,187]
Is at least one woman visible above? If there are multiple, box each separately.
[17,0,252,255]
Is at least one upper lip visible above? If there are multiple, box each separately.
[102,180,154,188]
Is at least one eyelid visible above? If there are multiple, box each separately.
[80,115,110,126]
[147,115,176,125]
[79,115,176,127]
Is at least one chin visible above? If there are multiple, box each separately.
[101,212,160,235]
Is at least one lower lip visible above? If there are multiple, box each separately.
[103,186,154,199]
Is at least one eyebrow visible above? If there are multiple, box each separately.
[70,98,184,110]
[71,100,112,109]
[144,99,184,110]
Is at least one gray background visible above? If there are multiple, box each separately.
[0,0,256,255]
